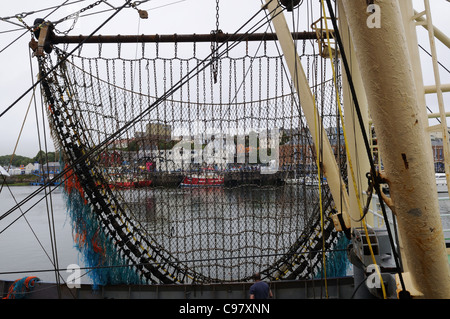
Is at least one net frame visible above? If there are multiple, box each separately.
[37,38,348,285]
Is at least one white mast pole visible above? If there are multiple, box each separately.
[264,0,352,228]
[339,0,450,298]
[336,0,372,227]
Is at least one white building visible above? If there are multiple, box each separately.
[24,163,37,174]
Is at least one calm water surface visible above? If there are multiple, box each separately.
[1,185,449,285]
[0,185,89,284]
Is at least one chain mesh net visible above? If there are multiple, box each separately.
[38,39,348,285]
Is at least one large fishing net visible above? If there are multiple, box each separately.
[37,36,349,285]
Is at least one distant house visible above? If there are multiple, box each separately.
[42,162,60,174]
[110,139,131,149]
[24,163,37,174]
[146,122,172,141]
[8,167,22,175]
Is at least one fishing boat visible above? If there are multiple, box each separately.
[108,179,152,189]
[284,173,327,186]
[1,0,449,302]
[107,177,152,189]
[180,172,224,187]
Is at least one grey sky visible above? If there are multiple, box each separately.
[0,0,448,158]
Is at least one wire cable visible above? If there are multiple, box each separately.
[0,0,76,54]
[324,0,407,294]
[320,0,386,299]
[0,0,133,119]
[0,1,276,223]
[419,44,450,74]
[0,0,87,21]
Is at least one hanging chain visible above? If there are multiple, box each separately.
[53,0,104,34]
[215,0,220,32]
[15,14,33,32]
[210,0,221,84]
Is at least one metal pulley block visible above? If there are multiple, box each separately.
[138,9,148,19]
[279,0,302,11]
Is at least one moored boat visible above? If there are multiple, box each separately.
[96,175,152,189]
[180,172,224,187]
[284,176,327,186]
[108,179,152,189]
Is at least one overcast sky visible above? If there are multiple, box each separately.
[0,0,448,158]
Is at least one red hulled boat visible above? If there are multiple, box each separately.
[180,172,224,187]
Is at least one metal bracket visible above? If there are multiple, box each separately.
[32,20,55,56]
[352,227,379,263]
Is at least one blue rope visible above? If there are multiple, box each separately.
[63,178,143,287]
[316,233,351,279]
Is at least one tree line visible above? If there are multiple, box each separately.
[0,151,60,167]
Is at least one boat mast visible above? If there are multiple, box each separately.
[338,0,450,298]
[336,0,372,228]
[263,0,352,231]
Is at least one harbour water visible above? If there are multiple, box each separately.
[117,184,318,281]
[0,185,90,284]
[0,183,321,284]
[1,184,449,287]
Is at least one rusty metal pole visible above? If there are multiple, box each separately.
[52,32,324,44]
[340,0,450,298]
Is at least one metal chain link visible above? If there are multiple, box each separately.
[54,0,104,34]
[14,15,33,31]
[54,0,104,25]
[210,0,221,84]
[215,0,220,32]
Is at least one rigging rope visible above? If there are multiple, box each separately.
[320,0,386,299]
[0,0,133,118]
[0,0,76,54]
[324,0,407,295]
